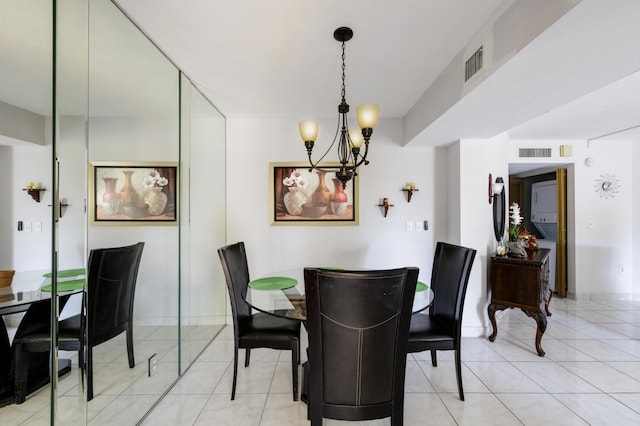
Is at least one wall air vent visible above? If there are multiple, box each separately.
[519,148,552,158]
[464,46,483,82]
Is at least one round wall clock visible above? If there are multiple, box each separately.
[594,173,620,199]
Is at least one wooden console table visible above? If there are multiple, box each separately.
[488,248,552,356]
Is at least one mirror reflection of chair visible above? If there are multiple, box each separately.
[407,242,476,401]
[9,297,74,404]
[303,267,418,425]
[218,242,301,401]
[12,242,144,403]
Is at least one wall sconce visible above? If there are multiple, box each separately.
[488,174,504,204]
[401,182,419,202]
[22,182,46,202]
[378,198,394,217]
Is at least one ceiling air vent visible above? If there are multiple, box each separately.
[519,148,552,158]
[464,46,483,82]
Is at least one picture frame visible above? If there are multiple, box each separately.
[89,162,178,225]
[270,162,358,225]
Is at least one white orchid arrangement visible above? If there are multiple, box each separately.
[508,202,524,242]
[282,170,309,189]
[142,170,168,188]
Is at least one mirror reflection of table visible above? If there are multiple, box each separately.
[0,270,85,406]
[246,268,434,321]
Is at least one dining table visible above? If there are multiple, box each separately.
[246,267,433,405]
[0,269,85,406]
[245,268,434,321]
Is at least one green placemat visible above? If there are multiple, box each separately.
[416,281,428,292]
[41,278,85,292]
[42,268,85,278]
[249,277,297,291]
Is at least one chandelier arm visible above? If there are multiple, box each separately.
[307,109,345,169]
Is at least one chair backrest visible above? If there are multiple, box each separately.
[217,242,252,332]
[87,242,144,347]
[304,267,418,421]
[429,242,476,335]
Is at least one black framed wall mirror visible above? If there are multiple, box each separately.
[489,175,505,241]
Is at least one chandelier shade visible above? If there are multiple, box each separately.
[299,27,379,188]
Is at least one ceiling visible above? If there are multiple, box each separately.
[111,0,640,147]
[112,0,509,120]
[3,0,640,148]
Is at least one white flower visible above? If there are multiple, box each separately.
[143,169,168,188]
[509,203,522,226]
[142,175,155,188]
[283,170,309,189]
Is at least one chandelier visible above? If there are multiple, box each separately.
[298,27,379,188]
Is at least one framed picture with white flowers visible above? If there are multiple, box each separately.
[89,162,178,225]
[270,162,358,225]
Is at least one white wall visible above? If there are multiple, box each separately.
[10,143,52,271]
[226,117,438,284]
[508,139,634,299]
[458,136,510,335]
[88,117,180,325]
[0,146,13,269]
[633,141,639,299]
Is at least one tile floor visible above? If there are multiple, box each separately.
[0,325,221,425]
[142,297,640,425]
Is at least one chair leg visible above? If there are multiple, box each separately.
[244,348,251,367]
[291,341,298,401]
[87,345,94,401]
[13,344,28,404]
[431,349,437,367]
[126,325,135,368]
[455,349,464,401]
[231,344,239,400]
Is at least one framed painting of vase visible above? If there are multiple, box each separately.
[89,162,178,225]
[270,162,358,225]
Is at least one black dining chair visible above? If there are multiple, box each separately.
[304,267,418,426]
[12,242,144,402]
[407,241,476,401]
[218,242,301,401]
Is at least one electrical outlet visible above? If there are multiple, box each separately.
[33,221,42,232]
[148,353,158,377]
[24,222,32,232]
[415,220,423,231]
[405,221,414,232]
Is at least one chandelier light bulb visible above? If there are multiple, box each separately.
[356,103,380,130]
[298,120,319,143]
[348,128,364,148]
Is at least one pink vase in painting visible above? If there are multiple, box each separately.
[330,178,348,215]
[101,177,120,216]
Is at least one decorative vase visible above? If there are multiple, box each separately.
[283,187,307,216]
[101,177,120,216]
[330,178,348,215]
[310,170,331,206]
[507,239,527,258]
[144,187,168,216]
[119,170,139,208]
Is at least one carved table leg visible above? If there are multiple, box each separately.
[487,303,509,342]
[522,309,547,357]
[545,289,553,316]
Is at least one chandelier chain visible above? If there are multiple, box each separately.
[341,41,346,103]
